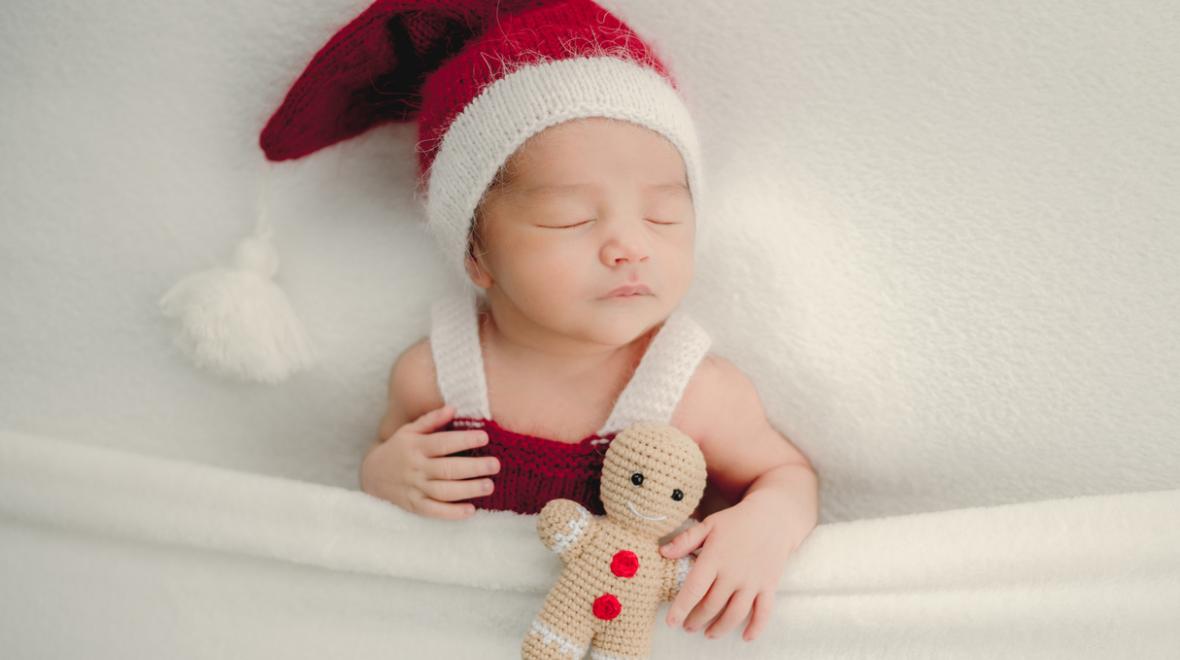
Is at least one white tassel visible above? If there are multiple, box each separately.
[159,164,316,384]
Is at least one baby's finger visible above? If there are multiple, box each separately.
[421,478,495,502]
[422,429,489,457]
[424,455,501,481]
[667,562,715,628]
[706,588,756,639]
[683,578,732,633]
[661,520,710,559]
[743,590,776,641]
[408,493,475,521]
[405,404,456,434]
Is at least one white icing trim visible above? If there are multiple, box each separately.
[626,500,668,522]
[552,507,591,555]
[425,56,706,287]
[675,556,693,590]
[429,289,491,420]
[529,619,587,658]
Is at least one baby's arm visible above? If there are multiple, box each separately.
[537,499,597,563]
[361,338,500,520]
[660,354,819,640]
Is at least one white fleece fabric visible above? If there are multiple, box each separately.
[2,0,1179,657]
[3,430,1178,659]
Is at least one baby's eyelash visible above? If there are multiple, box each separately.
[539,220,593,229]
[539,218,680,229]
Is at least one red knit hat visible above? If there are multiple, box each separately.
[160,0,705,384]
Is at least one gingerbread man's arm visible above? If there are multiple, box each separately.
[661,554,694,602]
[537,499,597,563]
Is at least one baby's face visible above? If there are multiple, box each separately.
[469,117,695,347]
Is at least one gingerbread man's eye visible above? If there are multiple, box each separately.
[671,488,684,501]
[631,472,644,486]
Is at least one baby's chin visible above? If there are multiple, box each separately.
[581,299,672,345]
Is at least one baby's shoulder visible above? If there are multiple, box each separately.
[682,352,758,404]
[386,337,446,419]
[672,352,762,439]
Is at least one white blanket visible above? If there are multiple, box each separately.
[3,429,1178,659]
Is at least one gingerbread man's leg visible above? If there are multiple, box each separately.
[522,606,593,659]
[588,608,654,660]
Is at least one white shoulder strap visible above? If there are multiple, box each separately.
[596,309,712,437]
[428,289,491,420]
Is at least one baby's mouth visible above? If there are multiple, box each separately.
[626,500,668,521]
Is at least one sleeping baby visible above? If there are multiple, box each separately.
[153,1,818,643]
[365,117,817,652]
[353,0,819,646]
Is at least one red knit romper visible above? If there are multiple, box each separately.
[428,290,712,515]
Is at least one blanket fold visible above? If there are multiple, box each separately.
[2,429,1178,659]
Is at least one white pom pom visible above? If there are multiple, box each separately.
[159,233,316,384]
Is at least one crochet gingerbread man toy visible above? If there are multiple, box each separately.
[523,423,708,659]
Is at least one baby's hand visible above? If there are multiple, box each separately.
[659,495,793,641]
[360,404,500,520]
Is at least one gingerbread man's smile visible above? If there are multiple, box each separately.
[626,500,667,521]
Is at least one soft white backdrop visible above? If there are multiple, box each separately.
[1,0,1177,523]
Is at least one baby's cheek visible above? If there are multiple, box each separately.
[515,236,579,276]
[666,250,695,290]
[493,252,553,294]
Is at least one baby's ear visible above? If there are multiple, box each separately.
[464,249,492,289]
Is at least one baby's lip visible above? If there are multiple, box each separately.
[603,283,652,298]
[626,500,668,521]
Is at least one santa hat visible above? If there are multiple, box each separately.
[159,0,705,384]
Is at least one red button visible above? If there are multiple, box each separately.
[593,593,621,620]
[611,550,639,578]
